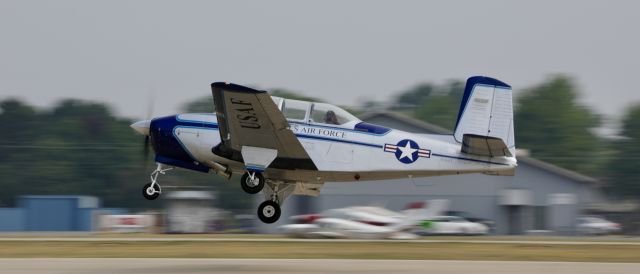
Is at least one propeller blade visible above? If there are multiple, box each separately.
[143,135,150,164]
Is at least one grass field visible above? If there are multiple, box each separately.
[1,239,639,262]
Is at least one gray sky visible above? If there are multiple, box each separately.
[1,0,638,120]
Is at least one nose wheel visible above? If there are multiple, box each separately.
[240,172,265,194]
[143,163,172,200]
[257,200,281,223]
[142,183,161,200]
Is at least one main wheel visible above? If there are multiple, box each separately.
[142,183,161,200]
[241,172,265,194]
[257,200,281,223]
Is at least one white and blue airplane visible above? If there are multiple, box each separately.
[131,76,517,223]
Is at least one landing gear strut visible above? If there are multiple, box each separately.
[142,163,172,200]
[256,181,295,223]
[240,171,265,194]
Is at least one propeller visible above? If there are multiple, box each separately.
[143,91,154,165]
[143,135,151,165]
[130,90,155,166]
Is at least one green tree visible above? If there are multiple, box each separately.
[0,99,41,206]
[410,80,465,130]
[394,83,435,108]
[514,75,602,174]
[0,98,147,208]
[182,96,214,113]
[607,105,640,198]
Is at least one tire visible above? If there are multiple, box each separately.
[142,183,161,200]
[241,172,265,194]
[257,200,281,224]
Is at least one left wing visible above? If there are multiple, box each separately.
[211,82,315,170]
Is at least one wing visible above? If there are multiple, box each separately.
[211,82,315,170]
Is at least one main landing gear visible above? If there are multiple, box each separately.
[240,171,265,194]
[257,200,280,224]
[238,169,292,223]
[142,163,172,200]
[256,181,295,224]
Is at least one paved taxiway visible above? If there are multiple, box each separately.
[0,259,637,274]
[1,237,640,245]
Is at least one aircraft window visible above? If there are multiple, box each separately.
[282,99,309,120]
[310,103,359,125]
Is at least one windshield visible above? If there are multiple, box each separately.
[282,99,310,121]
[310,103,359,125]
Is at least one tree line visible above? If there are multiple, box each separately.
[0,99,252,210]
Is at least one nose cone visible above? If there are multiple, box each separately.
[130,120,151,136]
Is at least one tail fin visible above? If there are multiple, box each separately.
[454,76,515,157]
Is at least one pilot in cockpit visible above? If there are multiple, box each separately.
[324,110,339,125]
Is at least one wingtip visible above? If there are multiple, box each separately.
[210,82,267,93]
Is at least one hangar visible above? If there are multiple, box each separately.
[257,111,607,235]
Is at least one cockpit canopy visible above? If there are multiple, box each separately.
[271,96,360,126]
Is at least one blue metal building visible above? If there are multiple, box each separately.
[18,195,100,231]
[0,195,124,232]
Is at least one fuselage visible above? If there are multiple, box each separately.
[133,76,517,224]
[146,113,516,184]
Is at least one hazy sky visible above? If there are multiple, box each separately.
[1,0,638,120]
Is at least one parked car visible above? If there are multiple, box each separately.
[415,216,489,235]
[445,210,495,233]
[577,216,621,235]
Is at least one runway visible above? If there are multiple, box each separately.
[1,237,639,245]
[0,258,637,274]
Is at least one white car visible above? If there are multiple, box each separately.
[416,216,488,235]
[577,217,621,235]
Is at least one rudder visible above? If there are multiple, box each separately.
[454,76,515,157]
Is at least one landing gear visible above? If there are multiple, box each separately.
[142,183,160,200]
[240,172,265,194]
[257,200,281,223]
[256,181,295,223]
[143,163,172,200]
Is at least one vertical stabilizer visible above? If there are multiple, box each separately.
[454,76,515,157]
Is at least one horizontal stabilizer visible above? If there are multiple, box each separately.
[462,134,513,157]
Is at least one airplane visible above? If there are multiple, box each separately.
[279,216,420,240]
[130,76,517,224]
[281,201,446,239]
[291,200,449,227]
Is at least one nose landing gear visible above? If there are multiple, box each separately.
[142,163,173,200]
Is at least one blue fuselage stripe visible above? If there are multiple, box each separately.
[173,121,507,166]
[295,134,383,149]
[288,121,390,136]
